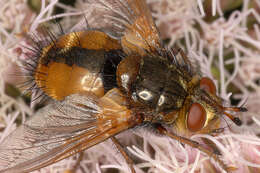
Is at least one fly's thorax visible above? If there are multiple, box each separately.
[117,54,190,122]
[173,76,222,136]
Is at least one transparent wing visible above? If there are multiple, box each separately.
[85,0,162,54]
[0,90,136,173]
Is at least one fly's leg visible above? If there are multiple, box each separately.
[64,152,84,173]
[201,137,222,156]
[111,136,136,173]
[201,127,226,156]
[155,124,236,172]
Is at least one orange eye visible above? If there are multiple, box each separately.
[187,103,206,132]
[200,77,216,95]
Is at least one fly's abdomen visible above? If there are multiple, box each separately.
[33,30,123,100]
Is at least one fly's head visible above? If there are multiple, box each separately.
[174,75,246,136]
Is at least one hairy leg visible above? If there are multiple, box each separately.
[111,136,136,173]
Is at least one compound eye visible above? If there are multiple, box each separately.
[200,77,216,95]
[187,103,206,132]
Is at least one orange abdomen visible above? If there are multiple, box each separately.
[34,30,123,100]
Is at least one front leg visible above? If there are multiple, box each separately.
[201,127,226,156]
[155,124,235,172]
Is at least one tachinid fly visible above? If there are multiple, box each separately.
[0,0,246,173]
